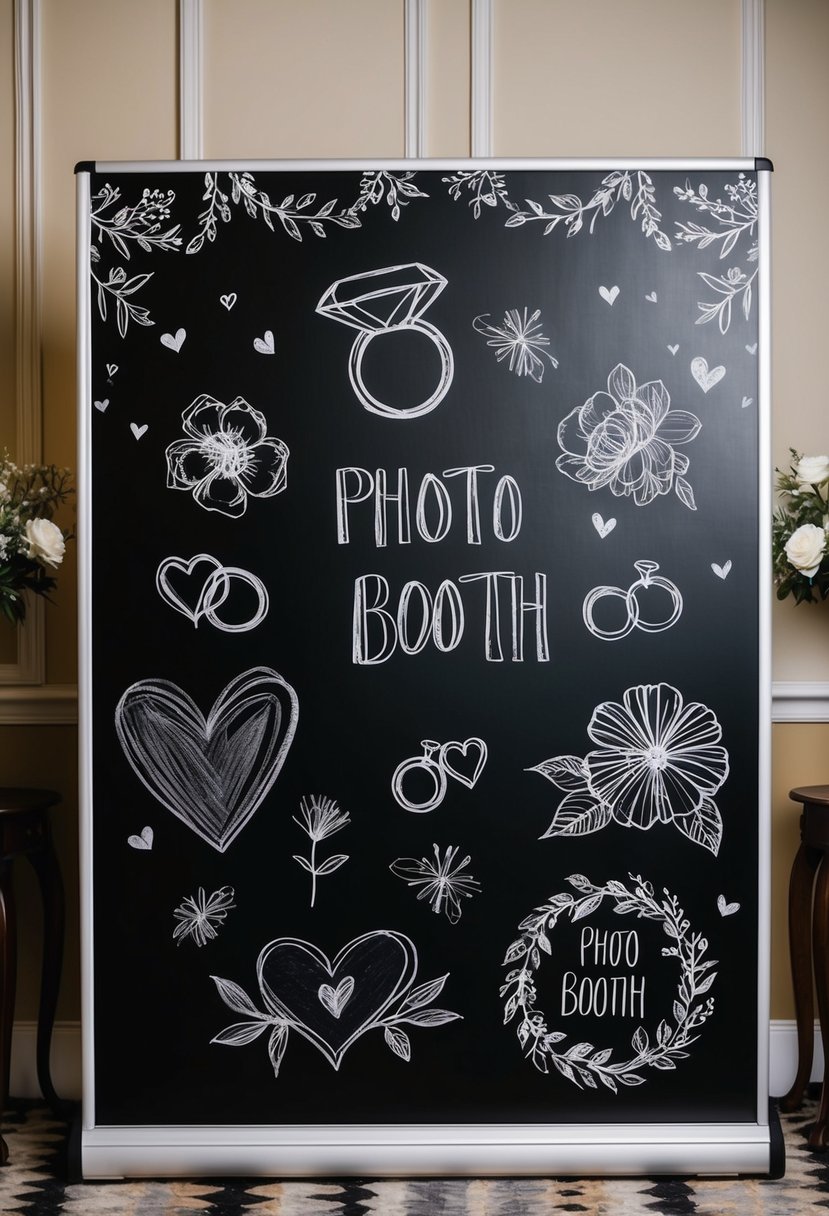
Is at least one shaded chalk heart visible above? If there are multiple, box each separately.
[127,826,153,850]
[592,512,616,539]
[742,396,753,408]
[94,398,109,413]
[645,291,657,302]
[667,344,679,355]
[690,356,726,393]
[717,894,740,917]
[318,976,355,1019]
[253,330,275,355]
[711,560,732,580]
[106,363,118,377]
[440,738,487,789]
[156,554,226,626]
[115,667,299,853]
[161,327,186,352]
[745,343,757,355]
[258,932,417,1070]
[220,293,237,311]
[130,422,148,440]
[598,285,620,306]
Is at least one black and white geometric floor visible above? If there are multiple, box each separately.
[1,1096,826,1215]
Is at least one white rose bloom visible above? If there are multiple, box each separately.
[24,517,65,568]
[785,522,826,578]
[795,454,829,489]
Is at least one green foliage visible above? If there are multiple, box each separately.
[0,455,73,624]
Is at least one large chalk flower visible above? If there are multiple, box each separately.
[556,363,701,508]
[585,682,729,830]
[166,394,289,518]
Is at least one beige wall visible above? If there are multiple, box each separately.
[0,0,826,1034]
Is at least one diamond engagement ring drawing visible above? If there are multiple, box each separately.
[316,263,454,419]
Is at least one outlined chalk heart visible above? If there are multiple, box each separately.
[592,512,616,539]
[318,976,355,1019]
[94,398,109,412]
[127,826,153,850]
[258,932,416,1070]
[161,327,186,352]
[106,363,118,377]
[115,667,299,853]
[645,291,657,302]
[667,344,679,355]
[440,738,487,789]
[598,285,620,306]
[711,560,732,580]
[130,422,148,440]
[253,330,275,355]
[717,894,740,917]
[690,356,726,393]
[156,554,227,626]
[220,293,237,310]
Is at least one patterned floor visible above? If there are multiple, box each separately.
[0,1097,825,1215]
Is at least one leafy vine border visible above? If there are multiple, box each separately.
[501,874,717,1093]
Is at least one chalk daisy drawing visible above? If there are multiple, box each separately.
[528,682,729,855]
[292,795,350,908]
[173,885,235,947]
[556,362,701,510]
[472,308,559,382]
[674,174,759,333]
[165,394,289,518]
[390,844,481,924]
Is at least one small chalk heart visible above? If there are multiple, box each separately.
[106,363,118,377]
[598,285,620,306]
[592,512,616,539]
[711,560,732,580]
[130,422,148,440]
[318,976,355,1019]
[667,344,679,355]
[691,356,726,393]
[94,398,109,412]
[220,293,237,310]
[745,343,757,355]
[742,396,753,408]
[717,894,740,917]
[160,327,186,352]
[128,826,154,850]
[254,329,275,355]
[646,291,657,302]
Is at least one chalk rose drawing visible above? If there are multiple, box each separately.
[528,682,730,855]
[556,363,701,510]
[165,394,289,518]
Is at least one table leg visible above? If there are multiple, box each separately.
[810,855,829,1148]
[28,841,66,1115]
[781,841,823,1112]
[0,859,17,1166]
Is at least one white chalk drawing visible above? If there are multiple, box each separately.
[390,844,481,924]
[528,682,729,855]
[210,930,461,1073]
[742,396,753,409]
[292,795,350,908]
[392,737,488,813]
[94,398,109,413]
[674,174,758,332]
[351,171,430,221]
[253,330,275,355]
[472,308,559,383]
[316,264,454,419]
[90,182,181,336]
[591,513,616,539]
[220,292,237,310]
[711,560,732,580]
[501,874,717,1091]
[130,422,148,440]
[646,291,657,302]
[746,343,757,355]
[127,826,153,851]
[105,362,118,378]
[115,667,299,854]
[443,170,514,218]
[717,894,740,917]
[173,885,235,947]
[690,356,726,393]
[160,327,186,353]
[556,362,701,510]
[165,394,289,518]
[582,560,683,641]
[598,285,619,306]
[667,344,679,356]
[156,554,269,633]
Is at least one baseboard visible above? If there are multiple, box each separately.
[8,1019,823,1105]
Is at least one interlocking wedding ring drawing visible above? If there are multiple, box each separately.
[156,554,269,633]
[582,560,683,641]
[316,263,454,419]
[391,737,487,812]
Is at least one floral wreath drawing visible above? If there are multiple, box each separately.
[528,682,729,856]
[501,874,717,1092]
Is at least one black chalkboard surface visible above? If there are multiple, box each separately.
[77,159,776,1177]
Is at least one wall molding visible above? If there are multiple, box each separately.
[741,0,765,156]
[471,0,492,157]
[178,0,204,159]
[0,683,77,725]
[404,0,427,158]
[772,682,829,723]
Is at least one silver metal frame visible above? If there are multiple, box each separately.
[76,157,773,1179]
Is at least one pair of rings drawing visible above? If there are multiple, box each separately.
[392,737,488,813]
[156,554,269,633]
[583,560,682,641]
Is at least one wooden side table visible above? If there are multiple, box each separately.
[0,788,66,1166]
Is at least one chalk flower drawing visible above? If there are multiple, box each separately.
[528,682,729,856]
[210,930,461,1074]
[173,885,235,947]
[390,844,482,924]
[674,174,759,332]
[501,874,717,1091]
[442,170,515,219]
[556,363,701,510]
[165,394,289,518]
[350,171,429,221]
[472,308,559,383]
[293,795,350,908]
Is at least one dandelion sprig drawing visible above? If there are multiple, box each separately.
[390,844,482,924]
[293,796,350,907]
[674,174,759,332]
[473,308,559,383]
[173,885,235,947]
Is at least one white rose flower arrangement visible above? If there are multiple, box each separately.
[773,449,829,603]
[0,456,73,623]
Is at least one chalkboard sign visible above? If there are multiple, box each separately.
[77,158,777,1177]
